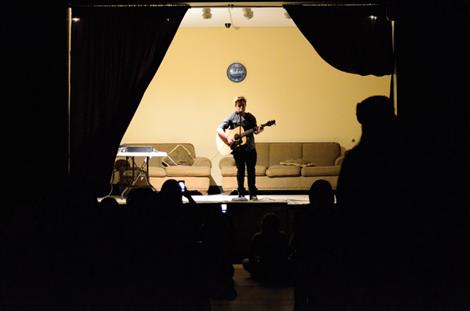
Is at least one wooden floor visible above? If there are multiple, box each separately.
[211,264,294,311]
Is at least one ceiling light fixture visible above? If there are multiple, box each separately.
[202,7,212,19]
[242,8,254,20]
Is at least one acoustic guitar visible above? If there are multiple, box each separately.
[216,120,276,155]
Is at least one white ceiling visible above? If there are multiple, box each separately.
[179,7,296,28]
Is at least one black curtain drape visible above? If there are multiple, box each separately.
[3,5,68,198]
[70,6,187,196]
[284,5,393,76]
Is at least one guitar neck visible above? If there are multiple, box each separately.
[239,124,265,138]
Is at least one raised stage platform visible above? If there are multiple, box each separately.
[109,194,310,206]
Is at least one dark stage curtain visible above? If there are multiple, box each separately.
[284,5,393,76]
[70,6,187,196]
[3,5,68,198]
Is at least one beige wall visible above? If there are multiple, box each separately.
[122,27,391,185]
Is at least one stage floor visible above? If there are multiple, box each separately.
[106,194,310,206]
[193,194,309,205]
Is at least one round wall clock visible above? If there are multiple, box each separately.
[227,62,247,83]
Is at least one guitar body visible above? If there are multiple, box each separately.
[216,120,276,156]
[216,126,247,155]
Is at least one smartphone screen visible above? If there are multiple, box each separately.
[178,180,185,192]
[221,203,227,214]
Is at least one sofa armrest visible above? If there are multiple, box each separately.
[334,155,345,166]
[219,156,235,169]
[193,157,212,167]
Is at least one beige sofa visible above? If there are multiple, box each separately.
[219,142,344,194]
[116,143,212,194]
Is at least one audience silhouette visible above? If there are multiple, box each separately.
[242,212,292,287]
[336,95,415,311]
[126,186,157,209]
[128,180,210,311]
[200,204,238,300]
[291,179,341,311]
[1,94,421,311]
[99,195,119,208]
[113,158,132,194]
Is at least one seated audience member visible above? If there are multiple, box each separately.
[290,179,341,311]
[125,186,157,209]
[159,179,196,207]
[113,158,132,194]
[98,196,119,208]
[242,212,291,286]
[144,179,209,310]
[201,205,238,300]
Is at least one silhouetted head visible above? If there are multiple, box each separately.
[99,196,119,208]
[261,212,281,234]
[126,186,156,208]
[309,179,335,207]
[114,159,130,172]
[356,95,395,128]
[356,95,397,145]
[159,179,183,204]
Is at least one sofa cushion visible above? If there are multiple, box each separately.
[162,144,195,166]
[220,165,267,177]
[268,143,302,167]
[266,165,301,177]
[255,143,270,167]
[301,166,341,177]
[302,143,341,166]
[193,157,212,167]
[219,156,235,169]
[148,166,166,177]
[165,165,211,177]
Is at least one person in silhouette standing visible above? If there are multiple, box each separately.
[336,95,414,311]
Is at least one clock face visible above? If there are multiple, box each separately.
[227,63,247,82]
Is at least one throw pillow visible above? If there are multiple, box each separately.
[162,144,195,167]
[280,158,315,167]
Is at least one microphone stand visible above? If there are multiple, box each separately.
[232,112,248,202]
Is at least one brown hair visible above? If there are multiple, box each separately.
[234,96,247,105]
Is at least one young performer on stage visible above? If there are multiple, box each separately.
[217,96,262,200]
